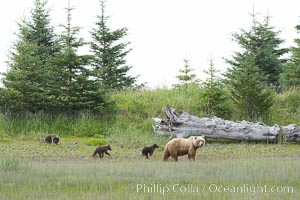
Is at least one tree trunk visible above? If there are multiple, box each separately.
[152,106,300,142]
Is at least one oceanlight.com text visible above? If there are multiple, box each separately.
[136,183,294,195]
[208,183,294,195]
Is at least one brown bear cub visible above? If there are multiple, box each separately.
[142,144,159,159]
[45,134,60,145]
[93,145,112,159]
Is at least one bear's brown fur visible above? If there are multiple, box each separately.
[45,134,60,145]
[92,145,112,159]
[142,144,159,159]
[162,136,205,161]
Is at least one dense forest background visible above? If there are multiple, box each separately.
[1,0,300,139]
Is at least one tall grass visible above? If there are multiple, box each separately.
[0,157,28,171]
[112,86,204,117]
[0,112,112,138]
[0,158,298,200]
[0,87,300,139]
[269,87,300,125]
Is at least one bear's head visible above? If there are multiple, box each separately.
[52,135,59,144]
[106,145,112,151]
[191,136,205,148]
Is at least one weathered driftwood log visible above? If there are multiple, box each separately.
[282,124,300,142]
[153,106,300,142]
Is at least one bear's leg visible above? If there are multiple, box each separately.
[171,155,178,162]
[170,152,178,161]
[100,152,103,158]
[145,153,149,159]
[105,151,110,156]
[162,150,170,161]
[188,149,196,161]
[188,155,195,161]
[150,150,153,155]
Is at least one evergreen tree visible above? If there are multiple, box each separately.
[27,0,58,55]
[1,20,39,112]
[231,15,288,89]
[54,0,108,113]
[175,58,198,87]
[1,0,60,113]
[200,58,231,119]
[280,23,300,89]
[90,0,137,90]
[225,53,274,121]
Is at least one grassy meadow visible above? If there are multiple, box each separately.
[0,158,299,200]
[0,138,299,199]
[0,87,300,199]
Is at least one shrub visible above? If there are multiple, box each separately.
[85,138,107,146]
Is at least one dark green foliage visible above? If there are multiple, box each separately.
[90,0,137,90]
[53,2,109,113]
[225,54,274,121]
[25,0,61,109]
[2,0,61,113]
[224,15,282,121]
[280,22,300,89]
[27,0,59,55]
[200,59,232,119]
[0,0,111,114]
[231,16,288,89]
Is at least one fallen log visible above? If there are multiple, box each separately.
[152,106,300,142]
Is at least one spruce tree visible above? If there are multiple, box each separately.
[175,58,198,88]
[2,0,60,113]
[231,15,288,89]
[225,53,274,121]
[1,20,40,112]
[54,1,108,113]
[280,23,300,89]
[200,58,231,119]
[90,0,137,90]
[27,0,58,55]
[225,14,284,120]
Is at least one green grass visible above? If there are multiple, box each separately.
[1,87,300,139]
[0,157,298,200]
[85,138,107,146]
[0,157,28,172]
[0,88,300,199]
[0,138,299,199]
[1,137,300,161]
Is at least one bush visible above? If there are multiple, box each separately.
[85,138,107,146]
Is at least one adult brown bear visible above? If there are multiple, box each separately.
[92,145,112,159]
[162,136,205,161]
